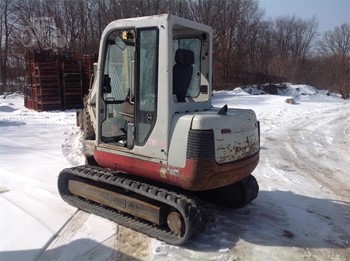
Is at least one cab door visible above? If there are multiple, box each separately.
[100,29,136,146]
[134,28,159,147]
[99,27,158,149]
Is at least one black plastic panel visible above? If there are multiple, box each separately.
[187,129,215,159]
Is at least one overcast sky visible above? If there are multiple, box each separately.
[258,0,350,33]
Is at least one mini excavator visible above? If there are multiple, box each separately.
[58,14,260,245]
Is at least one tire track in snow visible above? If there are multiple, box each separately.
[35,209,133,261]
[262,103,350,198]
[0,112,75,127]
[0,136,68,164]
[284,105,350,198]
[0,195,57,235]
[36,210,151,261]
[35,210,90,260]
[260,103,350,250]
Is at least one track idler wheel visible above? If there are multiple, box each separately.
[167,211,185,236]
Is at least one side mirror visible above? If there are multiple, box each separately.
[102,75,111,94]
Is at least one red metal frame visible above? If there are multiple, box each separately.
[94,149,259,191]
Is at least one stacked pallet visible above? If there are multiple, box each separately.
[25,50,62,111]
[24,59,33,109]
[24,50,97,112]
[32,61,61,111]
[62,61,83,110]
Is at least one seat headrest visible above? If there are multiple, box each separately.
[175,49,194,64]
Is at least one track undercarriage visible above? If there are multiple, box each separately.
[58,165,258,245]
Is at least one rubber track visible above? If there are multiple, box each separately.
[58,165,206,245]
[240,175,259,206]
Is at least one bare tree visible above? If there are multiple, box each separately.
[270,15,318,82]
[253,20,274,74]
[317,23,350,98]
[1,0,348,97]
[197,0,264,88]
[0,0,16,93]
[320,23,350,56]
[167,0,191,18]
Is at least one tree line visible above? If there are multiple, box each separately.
[1,0,349,98]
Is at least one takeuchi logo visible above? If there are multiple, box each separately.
[21,17,66,50]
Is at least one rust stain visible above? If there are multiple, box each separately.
[216,134,259,164]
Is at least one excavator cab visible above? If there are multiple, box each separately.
[96,17,211,152]
[59,15,260,245]
[91,15,259,192]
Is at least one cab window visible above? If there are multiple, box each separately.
[172,38,201,98]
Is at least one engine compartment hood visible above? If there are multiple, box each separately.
[191,108,260,164]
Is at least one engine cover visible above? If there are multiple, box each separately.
[190,108,260,164]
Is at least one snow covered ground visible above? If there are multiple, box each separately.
[0,84,349,261]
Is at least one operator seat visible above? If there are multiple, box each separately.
[173,49,194,102]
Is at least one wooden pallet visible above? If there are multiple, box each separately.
[24,50,97,111]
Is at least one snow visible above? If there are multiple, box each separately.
[1,84,349,261]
